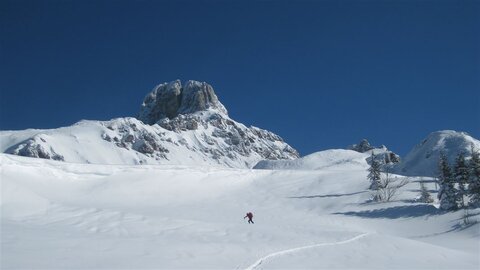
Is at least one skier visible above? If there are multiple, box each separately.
[244,212,254,224]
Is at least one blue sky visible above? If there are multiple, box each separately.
[1,0,479,156]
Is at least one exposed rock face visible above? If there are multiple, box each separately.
[365,150,401,166]
[102,118,171,162]
[6,136,64,161]
[385,152,401,164]
[348,139,374,153]
[138,80,227,125]
[348,139,400,165]
[132,80,299,167]
[97,114,299,167]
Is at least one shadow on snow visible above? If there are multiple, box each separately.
[288,191,368,199]
[333,204,441,219]
[412,220,479,239]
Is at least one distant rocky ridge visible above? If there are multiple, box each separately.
[0,80,299,168]
[348,139,376,153]
[2,80,478,175]
[348,139,400,165]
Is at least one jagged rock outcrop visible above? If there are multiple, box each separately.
[138,80,227,125]
[6,135,64,161]
[348,139,374,153]
[97,114,299,167]
[348,139,400,165]
[131,80,299,167]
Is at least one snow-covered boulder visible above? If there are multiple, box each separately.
[393,130,480,177]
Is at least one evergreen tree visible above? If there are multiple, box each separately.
[367,152,381,190]
[468,147,480,207]
[419,182,434,203]
[454,152,469,208]
[438,153,457,210]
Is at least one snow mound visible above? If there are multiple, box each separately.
[254,149,368,170]
[394,130,480,177]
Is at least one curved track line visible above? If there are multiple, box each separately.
[244,233,370,270]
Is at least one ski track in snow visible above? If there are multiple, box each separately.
[244,233,370,270]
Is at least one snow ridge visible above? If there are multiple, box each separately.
[393,130,480,176]
[254,149,368,170]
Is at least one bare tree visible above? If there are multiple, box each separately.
[373,168,409,202]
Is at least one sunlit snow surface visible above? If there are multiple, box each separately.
[1,152,479,269]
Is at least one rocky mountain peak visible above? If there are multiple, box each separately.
[1,79,299,168]
[137,80,228,125]
[348,139,374,153]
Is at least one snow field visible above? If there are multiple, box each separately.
[1,153,479,269]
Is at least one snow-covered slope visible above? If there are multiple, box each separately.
[254,148,400,171]
[394,130,480,177]
[0,80,298,168]
[2,154,478,269]
[254,149,368,170]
